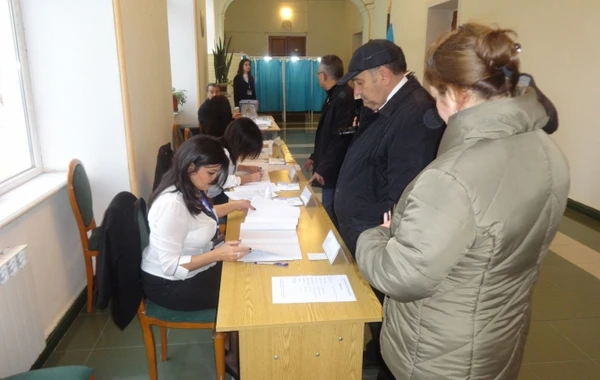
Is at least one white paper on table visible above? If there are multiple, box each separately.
[269,158,286,165]
[239,230,298,244]
[244,216,298,226]
[245,243,302,260]
[272,197,303,207]
[240,222,297,231]
[307,253,328,261]
[268,164,292,172]
[276,182,300,191]
[271,275,357,304]
[248,196,301,219]
[239,249,294,262]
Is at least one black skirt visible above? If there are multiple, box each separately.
[142,262,222,311]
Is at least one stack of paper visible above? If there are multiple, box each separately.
[238,196,303,262]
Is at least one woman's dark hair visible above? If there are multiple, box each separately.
[237,58,253,79]
[149,135,229,215]
[424,23,521,99]
[221,117,263,163]
[203,95,232,138]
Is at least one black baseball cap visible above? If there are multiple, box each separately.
[338,39,406,85]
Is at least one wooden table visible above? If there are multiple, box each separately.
[256,115,281,139]
[216,142,382,380]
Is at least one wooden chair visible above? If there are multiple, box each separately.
[1,366,94,380]
[183,127,192,141]
[67,159,101,313]
[134,199,226,380]
[172,123,184,149]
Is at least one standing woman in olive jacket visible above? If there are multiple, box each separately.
[233,58,257,107]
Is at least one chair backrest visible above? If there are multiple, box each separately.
[68,159,95,231]
[172,123,184,149]
[134,198,150,251]
[183,127,192,141]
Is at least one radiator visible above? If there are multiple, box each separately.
[0,245,45,377]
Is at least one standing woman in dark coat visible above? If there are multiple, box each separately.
[233,58,257,107]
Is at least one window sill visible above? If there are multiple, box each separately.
[0,172,68,229]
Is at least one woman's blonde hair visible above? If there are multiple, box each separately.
[425,23,521,99]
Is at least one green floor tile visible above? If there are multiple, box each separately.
[550,318,600,359]
[532,287,600,320]
[43,350,91,368]
[539,263,600,292]
[564,209,600,234]
[166,327,214,345]
[522,322,588,364]
[529,360,600,380]
[95,317,145,349]
[157,343,218,379]
[56,314,109,351]
[517,366,539,380]
[80,303,110,315]
[559,216,600,251]
[541,250,570,267]
[95,317,164,349]
[86,347,149,380]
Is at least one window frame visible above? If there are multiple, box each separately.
[0,0,42,197]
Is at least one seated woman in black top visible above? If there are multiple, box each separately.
[233,58,257,107]
[202,95,233,137]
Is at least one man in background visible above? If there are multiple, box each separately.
[303,55,355,226]
[198,83,240,128]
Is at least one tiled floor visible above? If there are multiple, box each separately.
[44,127,600,379]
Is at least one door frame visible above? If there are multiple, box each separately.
[266,33,308,56]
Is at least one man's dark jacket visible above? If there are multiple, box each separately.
[310,84,355,188]
[96,191,143,330]
[334,76,445,254]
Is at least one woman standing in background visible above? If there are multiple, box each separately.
[233,58,257,107]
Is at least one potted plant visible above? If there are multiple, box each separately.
[212,36,233,93]
[172,88,187,112]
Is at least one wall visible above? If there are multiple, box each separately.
[0,190,86,338]
[391,0,600,210]
[6,0,176,340]
[20,0,131,221]
[167,0,199,124]
[224,0,361,65]
[118,0,174,200]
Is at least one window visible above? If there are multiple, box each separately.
[0,0,40,195]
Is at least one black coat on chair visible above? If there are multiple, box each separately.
[96,191,143,330]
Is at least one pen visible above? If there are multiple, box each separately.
[253,262,289,267]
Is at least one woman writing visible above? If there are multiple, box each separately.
[355,23,569,379]
[141,135,253,377]
[202,95,234,137]
[208,117,264,206]
[233,58,256,107]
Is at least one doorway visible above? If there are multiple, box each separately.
[268,36,306,56]
[352,32,363,53]
[424,0,458,87]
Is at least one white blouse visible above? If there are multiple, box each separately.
[141,186,218,280]
[207,148,241,198]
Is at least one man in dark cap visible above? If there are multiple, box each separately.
[334,39,445,380]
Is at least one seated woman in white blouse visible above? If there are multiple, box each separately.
[141,135,253,312]
[208,117,264,206]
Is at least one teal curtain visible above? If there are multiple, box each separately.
[310,60,327,111]
[284,59,312,112]
[253,58,283,112]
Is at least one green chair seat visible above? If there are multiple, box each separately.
[2,366,93,380]
[87,227,102,251]
[145,299,216,323]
